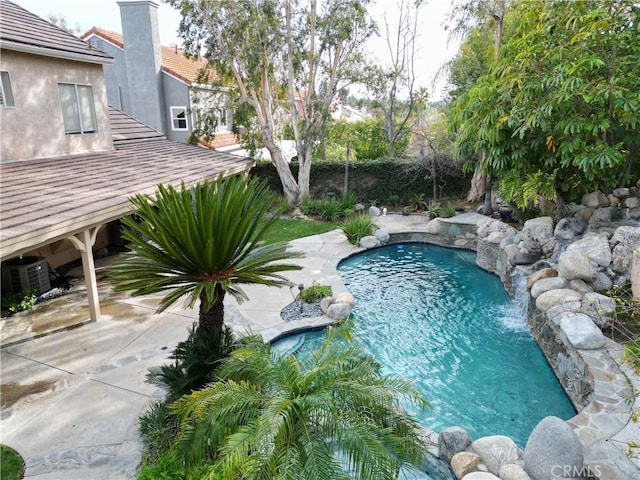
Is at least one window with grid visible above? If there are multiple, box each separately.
[58,83,98,134]
[170,106,188,131]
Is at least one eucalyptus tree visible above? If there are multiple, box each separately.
[450,0,640,212]
[168,0,374,205]
[108,175,301,335]
[172,326,431,479]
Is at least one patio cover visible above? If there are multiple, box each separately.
[0,107,255,321]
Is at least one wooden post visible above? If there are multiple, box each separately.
[67,226,102,322]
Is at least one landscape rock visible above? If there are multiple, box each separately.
[556,249,598,282]
[451,452,481,480]
[582,190,609,208]
[368,206,381,217]
[553,217,587,241]
[530,277,568,299]
[566,233,612,267]
[461,473,500,480]
[524,416,583,480]
[498,464,531,480]
[613,187,630,198]
[374,228,390,244]
[319,296,334,314]
[526,268,558,290]
[592,271,613,293]
[625,196,640,209]
[326,302,352,321]
[560,313,606,349]
[568,279,594,294]
[354,203,365,212]
[359,236,380,249]
[470,435,522,476]
[505,244,540,266]
[438,426,472,464]
[520,217,554,244]
[535,289,583,312]
[607,194,620,207]
[581,292,616,328]
[334,292,355,307]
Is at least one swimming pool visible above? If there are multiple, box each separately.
[275,243,575,447]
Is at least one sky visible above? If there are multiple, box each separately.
[13,0,460,100]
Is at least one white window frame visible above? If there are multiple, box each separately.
[57,83,98,135]
[0,71,15,107]
[170,106,189,131]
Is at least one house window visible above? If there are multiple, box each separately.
[0,71,15,107]
[171,106,188,131]
[58,83,98,134]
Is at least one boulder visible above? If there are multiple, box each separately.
[505,244,540,266]
[374,228,390,244]
[553,217,587,241]
[625,196,640,209]
[461,473,500,480]
[613,187,631,198]
[530,277,568,299]
[592,271,613,293]
[556,250,597,282]
[520,217,554,244]
[536,289,583,312]
[368,205,381,217]
[566,233,612,267]
[319,296,334,314]
[526,268,558,290]
[451,452,481,480]
[359,236,380,249]
[581,190,609,208]
[607,194,621,207]
[581,292,616,328]
[326,302,352,321]
[438,426,472,464]
[633,251,640,299]
[470,435,522,476]
[568,279,594,294]
[354,203,365,212]
[524,416,584,480]
[560,313,606,349]
[334,291,355,307]
[499,464,531,480]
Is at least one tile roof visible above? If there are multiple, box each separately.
[0,110,254,260]
[0,0,112,63]
[81,27,215,85]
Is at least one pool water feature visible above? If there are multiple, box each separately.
[276,243,575,447]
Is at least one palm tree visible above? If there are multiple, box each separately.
[109,175,301,334]
[171,326,431,479]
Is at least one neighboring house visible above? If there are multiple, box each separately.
[81,0,236,148]
[0,0,253,323]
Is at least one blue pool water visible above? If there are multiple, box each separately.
[275,243,575,447]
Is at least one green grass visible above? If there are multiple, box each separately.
[1,445,25,480]
[262,218,339,245]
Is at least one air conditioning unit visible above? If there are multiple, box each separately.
[2,256,50,295]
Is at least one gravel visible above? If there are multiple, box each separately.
[280,301,323,322]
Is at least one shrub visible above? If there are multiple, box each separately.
[440,202,457,218]
[139,402,180,464]
[274,196,291,215]
[300,197,321,216]
[300,283,332,303]
[319,199,342,221]
[1,289,37,315]
[146,324,237,402]
[341,214,375,245]
[423,201,441,219]
[137,450,211,480]
[339,191,357,211]
[0,445,24,480]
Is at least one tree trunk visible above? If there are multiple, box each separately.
[344,141,350,196]
[467,153,487,202]
[199,286,225,333]
[482,173,493,215]
[264,137,300,204]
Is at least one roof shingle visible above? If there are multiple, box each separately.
[0,0,112,63]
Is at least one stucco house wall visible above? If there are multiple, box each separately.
[162,72,192,143]
[0,51,112,162]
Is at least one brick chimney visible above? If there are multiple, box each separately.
[117,0,165,133]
